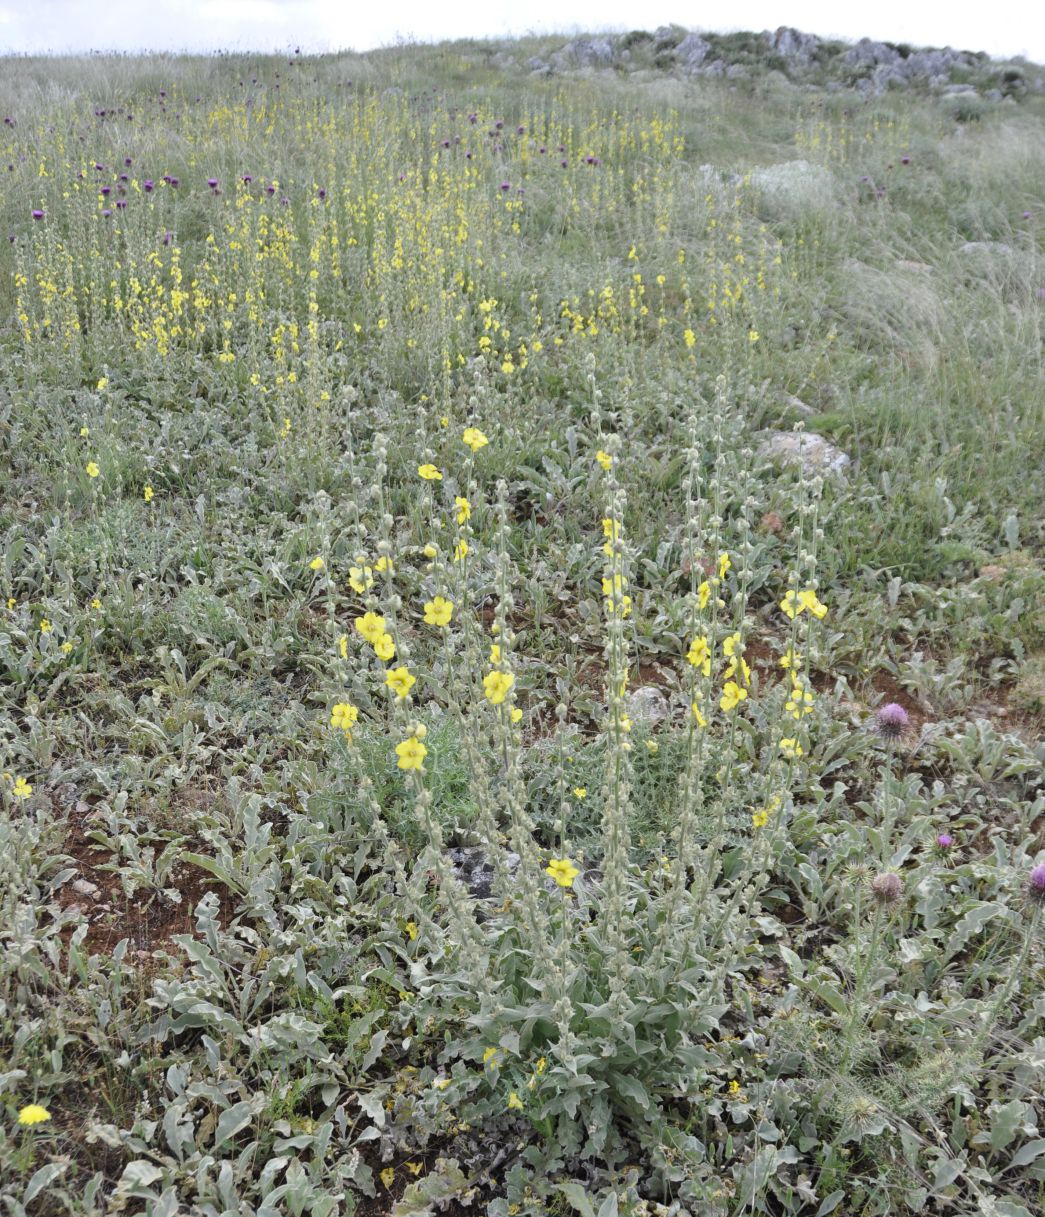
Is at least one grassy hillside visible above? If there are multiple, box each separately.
[0,33,1043,1217]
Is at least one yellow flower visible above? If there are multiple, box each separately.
[422,543,438,559]
[462,426,488,452]
[718,552,731,580]
[6,597,15,610]
[698,580,711,609]
[779,648,801,671]
[330,702,359,732]
[375,555,393,574]
[489,643,501,663]
[691,702,707,728]
[601,517,621,539]
[405,1162,423,1176]
[780,737,804,759]
[338,634,349,660]
[96,377,108,391]
[423,596,453,627]
[645,739,659,754]
[396,737,427,770]
[454,540,469,562]
[13,776,33,800]
[455,496,472,524]
[510,706,523,724]
[354,612,386,645]
[373,633,396,661]
[439,415,449,428]
[545,858,580,888]
[780,590,801,620]
[380,1167,396,1190]
[405,920,418,940]
[507,1091,524,1111]
[79,426,89,438]
[385,667,416,699]
[573,787,587,799]
[748,329,760,343]
[686,636,711,675]
[751,808,769,830]
[483,1047,500,1066]
[39,619,52,634]
[722,632,741,657]
[60,641,73,654]
[90,598,101,610]
[720,681,748,712]
[85,461,100,478]
[349,564,374,593]
[17,1104,50,1126]
[683,328,696,348]
[309,556,325,571]
[143,485,154,502]
[798,588,828,619]
[432,1078,451,1091]
[483,670,514,705]
[595,449,612,471]
[418,463,443,481]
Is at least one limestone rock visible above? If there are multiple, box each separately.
[757,431,851,477]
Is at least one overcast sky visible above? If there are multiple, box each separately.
[1,0,1043,61]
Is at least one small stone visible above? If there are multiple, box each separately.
[627,686,670,724]
[756,431,851,477]
[71,878,101,898]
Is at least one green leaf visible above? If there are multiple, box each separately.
[612,1074,650,1111]
[213,1100,257,1149]
[554,1182,596,1217]
[25,1163,67,1204]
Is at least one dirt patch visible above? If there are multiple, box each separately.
[57,802,236,959]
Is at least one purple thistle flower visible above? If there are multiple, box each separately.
[101,208,111,217]
[1023,210,1032,220]
[124,156,132,166]
[560,160,568,169]
[874,702,911,741]
[100,185,111,196]
[242,174,252,184]
[900,156,911,165]
[936,833,954,849]
[1028,863,1045,905]
[499,181,510,191]
[207,177,219,188]
[162,230,173,245]
[31,209,44,220]
[169,177,179,188]
[115,198,127,209]
[143,180,154,192]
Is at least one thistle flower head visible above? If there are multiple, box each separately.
[1028,863,1045,905]
[870,871,904,905]
[874,702,911,741]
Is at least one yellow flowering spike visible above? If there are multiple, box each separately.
[423,596,453,627]
[462,427,489,452]
[691,703,707,728]
[354,612,386,644]
[338,634,348,660]
[645,739,659,754]
[385,667,416,699]
[90,598,101,610]
[455,496,472,523]
[454,540,469,562]
[545,858,580,888]
[718,552,731,580]
[374,555,393,574]
[686,636,711,675]
[798,588,828,619]
[489,643,502,663]
[373,633,396,662]
[17,1104,50,1126]
[330,703,359,732]
[507,1091,524,1111]
[39,619,52,634]
[751,808,769,830]
[422,543,438,559]
[13,776,33,800]
[595,449,613,471]
[683,328,696,348]
[722,632,741,657]
[405,921,418,941]
[720,681,748,712]
[779,648,801,671]
[483,670,515,705]
[510,707,523,724]
[780,590,802,620]
[572,787,587,799]
[350,564,377,593]
[308,556,325,571]
[417,463,443,481]
[143,485,154,502]
[85,461,100,478]
[395,738,427,770]
[780,737,804,759]
[698,580,711,609]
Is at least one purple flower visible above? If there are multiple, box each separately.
[169,177,179,188]
[100,185,111,196]
[874,703,911,741]
[31,209,44,220]
[143,179,154,192]
[119,174,128,182]
[517,125,525,135]
[1028,863,1045,904]
[207,177,219,188]
[115,198,127,209]
[162,230,173,245]
[936,833,954,849]
[124,156,133,166]
[242,174,252,184]
[1023,210,1032,220]
[317,188,325,199]
[560,160,568,168]
[500,181,510,191]
[900,156,911,165]
[101,208,111,217]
